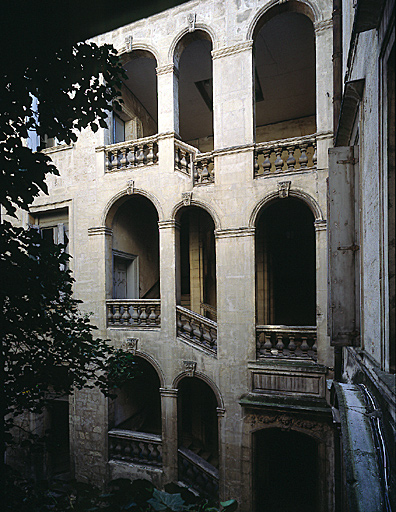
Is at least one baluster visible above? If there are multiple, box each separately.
[107,304,114,325]
[274,148,284,172]
[193,162,200,183]
[177,312,183,333]
[192,320,203,340]
[127,146,136,167]
[286,146,296,171]
[136,145,145,166]
[256,331,264,355]
[201,160,210,182]
[288,334,296,356]
[113,305,121,324]
[300,335,309,356]
[114,441,123,458]
[131,306,140,325]
[141,441,150,462]
[111,151,119,170]
[275,333,284,354]
[254,150,260,175]
[202,326,212,346]
[147,142,154,164]
[140,305,148,325]
[131,440,140,460]
[262,149,272,173]
[148,306,157,325]
[299,143,308,168]
[180,150,187,172]
[175,148,180,170]
[124,441,132,459]
[311,334,318,357]
[264,333,273,354]
[182,315,193,336]
[121,303,131,325]
[105,151,111,172]
[119,148,127,168]
[312,143,317,167]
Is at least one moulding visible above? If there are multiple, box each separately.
[88,226,113,237]
[211,40,253,60]
[215,227,255,239]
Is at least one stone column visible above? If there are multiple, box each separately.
[158,220,178,340]
[156,64,179,136]
[212,42,254,150]
[315,219,331,367]
[160,388,179,484]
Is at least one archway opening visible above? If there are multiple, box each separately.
[177,206,216,319]
[111,50,158,143]
[255,198,316,326]
[254,428,319,512]
[111,195,159,299]
[176,31,213,151]
[254,11,316,142]
[109,357,161,435]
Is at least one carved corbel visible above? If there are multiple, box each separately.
[121,337,138,354]
[187,13,196,32]
[277,181,291,198]
[127,180,135,195]
[182,191,192,206]
[125,35,133,52]
[183,360,197,376]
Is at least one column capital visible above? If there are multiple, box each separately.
[158,220,181,230]
[160,387,178,398]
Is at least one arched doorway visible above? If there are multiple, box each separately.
[255,198,316,326]
[177,206,216,319]
[253,10,316,142]
[175,30,213,151]
[178,377,219,498]
[254,428,319,512]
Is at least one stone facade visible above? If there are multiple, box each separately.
[12,0,348,510]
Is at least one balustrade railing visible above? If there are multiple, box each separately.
[105,136,158,172]
[194,153,215,184]
[256,325,317,360]
[254,135,317,177]
[174,141,194,175]
[107,299,160,327]
[176,306,217,355]
[109,429,162,467]
[178,447,219,499]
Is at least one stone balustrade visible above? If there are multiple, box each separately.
[176,305,217,355]
[174,141,194,175]
[194,153,215,184]
[108,429,162,467]
[256,325,317,360]
[107,299,161,327]
[105,135,158,172]
[254,135,317,177]
[178,447,219,499]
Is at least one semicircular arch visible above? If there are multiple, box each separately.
[119,43,160,66]
[169,25,217,67]
[171,199,221,231]
[133,350,166,388]
[172,371,225,410]
[102,189,164,227]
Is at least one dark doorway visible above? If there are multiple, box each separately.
[254,428,319,512]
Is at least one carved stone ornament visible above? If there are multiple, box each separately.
[183,360,197,376]
[125,35,133,52]
[187,13,196,32]
[244,412,329,435]
[121,337,138,354]
[277,181,291,198]
[127,180,135,195]
[182,191,192,206]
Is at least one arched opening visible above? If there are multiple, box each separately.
[253,428,319,512]
[176,31,213,151]
[109,357,161,434]
[253,11,316,142]
[112,50,158,143]
[111,195,159,299]
[255,198,316,326]
[108,357,163,467]
[178,377,219,498]
[177,206,216,319]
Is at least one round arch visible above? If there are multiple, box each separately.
[102,188,164,227]
[169,25,217,67]
[172,371,225,411]
[133,350,166,388]
[249,189,323,229]
[119,44,160,66]
[172,199,221,231]
[247,0,320,40]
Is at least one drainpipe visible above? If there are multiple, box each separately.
[333,0,342,145]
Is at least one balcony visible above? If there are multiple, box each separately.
[106,299,161,328]
[105,135,159,172]
[176,306,217,356]
[254,134,316,177]
[108,429,162,467]
[256,325,317,361]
